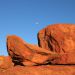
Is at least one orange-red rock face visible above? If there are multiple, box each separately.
[7,35,60,66]
[0,56,13,70]
[38,24,75,64]
[1,65,75,75]
[38,24,75,53]
[0,24,75,75]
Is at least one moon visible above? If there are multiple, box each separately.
[35,22,39,25]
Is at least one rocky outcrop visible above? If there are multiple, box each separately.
[7,35,60,66]
[38,24,75,64]
[0,24,75,75]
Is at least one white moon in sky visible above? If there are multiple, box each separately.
[35,22,39,25]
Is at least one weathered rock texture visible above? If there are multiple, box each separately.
[38,24,75,64]
[7,35,60,66]
[0,24,75,75]
[0,65,75,75]
[0,56,13,71]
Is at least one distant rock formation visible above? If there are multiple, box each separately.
[0,24,75,75]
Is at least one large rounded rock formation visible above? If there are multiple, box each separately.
[38,24,75,64]
[38,24,75,53]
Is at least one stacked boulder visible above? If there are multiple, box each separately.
[1,24,75,75]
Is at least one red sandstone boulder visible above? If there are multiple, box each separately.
[7,35,60,66]
[38,24,75,64]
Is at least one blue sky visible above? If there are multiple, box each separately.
[0,0,75,56]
